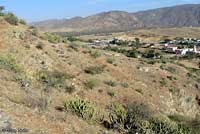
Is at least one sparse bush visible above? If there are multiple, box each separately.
[150,118,191,134]
[143,49,161,58]
[160,65,177,74]
[107,89,117,97]
[31,28,39,36]
[107,57,115,64]
[135,89,143,94]
[121,82,129,88]
[90,50,101,58]
[64,84,76,93]
[84,65,105,75]
[36,70,74,88]
[0,55,21,73]
[41,32,61,43]
[107,102,191,134]
[68,42,79,51]
[109,102,127,130]
[36,42,44,50]
[169,88,179,95]
[64,97,96,120]
[19,19,26,25]
[0,6,4,16]
[160,78,167,87]
[127,48,138,58]
[67,36,81,42]
[85,79,99,89]
[37,95,52,111]
[104,80,117,87]
[4,12,18,25]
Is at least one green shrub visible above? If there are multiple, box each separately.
[160,78,167,87]
[32,28,39,36]
[36,42,44,50]
[90,50,101,58]
[150,118,191,134]
[107,102,191,134]
[107,57,115,64]
[64,84,76,93]
[41,33,61,43]
[36,70,73,88]
[107,89,117,97]
[160,65,177,74]
[127,48,138,58]
[84,65,105,75]
[85,79,99,89]
[4,12,18,25]
[64,98,96,120]
[67,36,81,42]
[0,55,21,73]
[104,80,117,87]
[121,82,129,88]
[19,19,26,25]
[0,6,4,16]
[169,88,179,95]
[109,102,127,130]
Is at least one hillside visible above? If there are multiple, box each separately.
[32,4,200,34]
[1,15,200,133]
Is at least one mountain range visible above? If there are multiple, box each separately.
[32,4,200,34]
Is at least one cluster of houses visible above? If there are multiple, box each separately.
[160,38,200,55]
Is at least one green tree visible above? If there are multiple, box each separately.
[4,12,18,25]
[0,6,4,16]
[0,6,4,12]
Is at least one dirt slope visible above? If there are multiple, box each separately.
[0,18,200,133]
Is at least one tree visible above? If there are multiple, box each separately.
[0,6,4,12]
[4,12,18,25]
[0,6,4,16]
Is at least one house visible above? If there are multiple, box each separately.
[175,48,194,55]
[167,46,178,53]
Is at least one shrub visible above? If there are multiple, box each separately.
[109,102,127,130]
[4,12,18,25]
[104,80,117,87]
[150,118,191,134]
[143,49,160,58]
[160,78,167,87]
[0,6,4,16]
[31,28,39,36]
[127,48,138,58]
[0,55,21,73]
[160,65,177,74]
[90,50,101,58]
[64,84,76,93]
[121,82,129,88]
[67,36,81,42]
[169,88,179,95]
[85,79,99,89]
[84,65,105,75]
[19,19,26,25]
[36,70,74,88]
[36,42,44,50]
[64,98,96,120]
[108,102,191,134]
[108,103,151,133]
[107,57,115,64]
[41,33,61,43]
[107,89,117,97]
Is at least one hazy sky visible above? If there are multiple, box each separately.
[0,0,200,22]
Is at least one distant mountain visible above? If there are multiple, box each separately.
[32,4,200,34]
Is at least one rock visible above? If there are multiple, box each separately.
[0,111,11,129]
